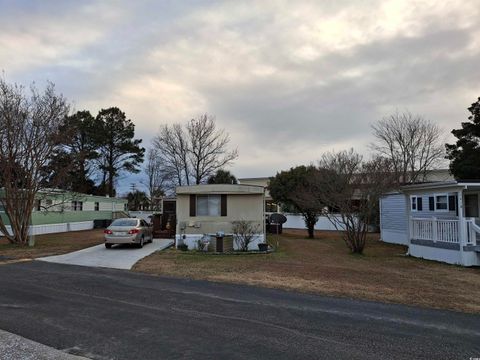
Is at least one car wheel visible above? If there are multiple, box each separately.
[105,243,112,249]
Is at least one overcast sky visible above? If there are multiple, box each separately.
[1,0,479,194]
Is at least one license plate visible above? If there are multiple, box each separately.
[113,232,124,236]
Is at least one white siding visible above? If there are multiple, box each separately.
[380,194,408,245]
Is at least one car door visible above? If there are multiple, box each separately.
[140,220,151,239]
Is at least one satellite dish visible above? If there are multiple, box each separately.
[270,213,287,224]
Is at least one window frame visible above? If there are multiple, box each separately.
[71,201,83,211]
[410,196,422,212]
[434,193,449,212]
[196,194,221,217]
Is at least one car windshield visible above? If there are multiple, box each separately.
[111,219,138,227]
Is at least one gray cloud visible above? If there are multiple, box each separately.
[1,0,478,193]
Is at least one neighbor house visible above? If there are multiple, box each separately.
[0,189,128,236]
[380,181,480,266]
[175,184,265,250]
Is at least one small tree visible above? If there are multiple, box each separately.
[232,220,260,252]
[268,166,323,238]
[446,97,480,179]
[314,150,396,253]
[371,111,444,185]
[127,190,149,211]
[207,169,237,184]
[0,79,69,244]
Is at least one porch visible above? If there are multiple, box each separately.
[404,181,480,266]
[410,217,480,250]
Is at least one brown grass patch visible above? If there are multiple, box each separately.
[0,229,105,260]
[134,229,480,313]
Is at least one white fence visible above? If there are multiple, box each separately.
[0,221,94,237]
[283,214,346,231]
[410,218,459,243]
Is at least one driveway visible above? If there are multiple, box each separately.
[37,239,173,270]
[0,261,479,360]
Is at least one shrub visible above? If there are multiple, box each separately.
[178,243,189,251]
[232,220,260,252]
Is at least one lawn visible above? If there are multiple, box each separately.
[134,229,480,314]
[0,229,105,261]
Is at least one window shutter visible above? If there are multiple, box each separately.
[448,195,457,214]
[429,197,434,211]
[221,195,227,216]
[417,197,423,211]
[189,195,196,217]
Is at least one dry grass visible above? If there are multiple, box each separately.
[0,229,105,260]
[134,229,480,313]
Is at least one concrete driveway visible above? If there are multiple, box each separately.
[38,239,173,270]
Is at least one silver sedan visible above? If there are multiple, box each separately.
[104,218,153,249]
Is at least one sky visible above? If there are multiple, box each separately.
[1,0,479,195]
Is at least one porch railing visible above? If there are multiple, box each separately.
[410,218,459,243]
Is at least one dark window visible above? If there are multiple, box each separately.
[71,201,83,211]
[417,197,423,211]
[265,200,278,213]
[36,200,42,211]
[429,197,434,211]
[94,202,99,211]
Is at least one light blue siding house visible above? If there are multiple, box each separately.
[380,181,480,266]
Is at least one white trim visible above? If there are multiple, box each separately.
[434,193,449,212]
[410,195,420,212]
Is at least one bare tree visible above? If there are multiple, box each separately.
[0,79,69,244]
[143,148,166,210]
[152,114,238,189]
[313,150,396,253]
[370,112,445,185]
[187,114,238,184]
[232,220,261,252]
[153,123,190,189]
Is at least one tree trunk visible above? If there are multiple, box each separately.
[304,212,317,239]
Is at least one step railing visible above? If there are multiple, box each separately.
[466,219,480,245]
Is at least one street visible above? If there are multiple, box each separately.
[0,261,479,359]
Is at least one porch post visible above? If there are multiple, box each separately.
[406,195,412,246]
[457,190,466,265]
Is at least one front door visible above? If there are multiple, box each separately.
[465,194,479,218]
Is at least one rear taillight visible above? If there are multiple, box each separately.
[128,228,140,234]
[104,229,113,234]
